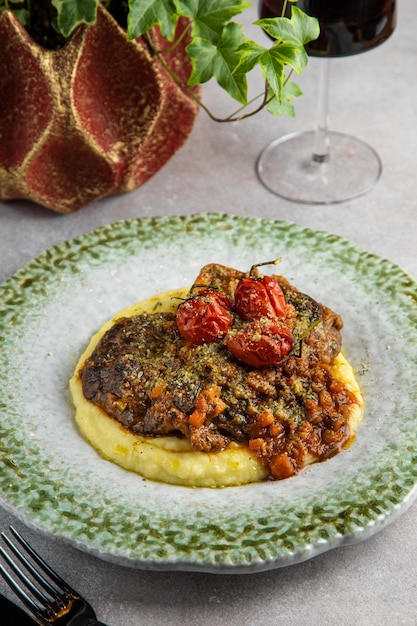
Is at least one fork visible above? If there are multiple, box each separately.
[0,526,107,625]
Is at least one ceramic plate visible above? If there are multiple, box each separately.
[1,213,417,573]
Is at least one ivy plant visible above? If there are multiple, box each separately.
[0,0,319,121]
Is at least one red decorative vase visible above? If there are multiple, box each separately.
[0,5,199,213]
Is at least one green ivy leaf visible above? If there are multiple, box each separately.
[51,0,99,38]
[127,0,179,41]
[235,7,319,104]
[186,38,218,83]
[237,39,302,73]
[187,22,248,104]
[232,40,265,75]
[255,6,320,49]
[174,0,251,42]
[258,48,287,102]
[235,40,299,102]
[266,80,303,117]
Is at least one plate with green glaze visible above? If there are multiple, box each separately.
[1,213,417,573]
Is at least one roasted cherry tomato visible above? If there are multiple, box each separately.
[234,275,287,320]
[226,320,294,368]
[176,289,233,345]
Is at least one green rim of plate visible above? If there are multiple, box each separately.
[1,213,417,572]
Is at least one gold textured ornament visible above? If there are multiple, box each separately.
[0,6,200,213]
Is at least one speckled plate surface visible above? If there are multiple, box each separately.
[1,213,417,573]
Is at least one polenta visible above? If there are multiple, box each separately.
[70,264,363,487]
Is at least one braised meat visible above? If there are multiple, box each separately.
[80,264,355,479]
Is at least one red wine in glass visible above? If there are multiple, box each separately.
[260,0,396,56]
[256,0,397,203]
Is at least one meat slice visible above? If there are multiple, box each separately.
[80,263,352,479]
[274,274,343,364]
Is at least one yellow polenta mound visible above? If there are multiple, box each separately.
[70,289,363,488]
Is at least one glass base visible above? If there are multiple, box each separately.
[256,130,382,205]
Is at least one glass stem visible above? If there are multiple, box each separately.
[313,58,331,163]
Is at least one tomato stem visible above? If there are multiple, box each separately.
[249,258,282,277]
[190,283,221,293]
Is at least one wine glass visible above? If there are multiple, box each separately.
[257,0,397,204]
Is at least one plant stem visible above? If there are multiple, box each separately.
[146,30,272,123]
[225,88,269,122]
[156,21,193,55]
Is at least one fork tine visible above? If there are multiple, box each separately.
[8,527,75,597]
[0,547,47,624]
[0,527,79,624]
[1,532,62,606]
